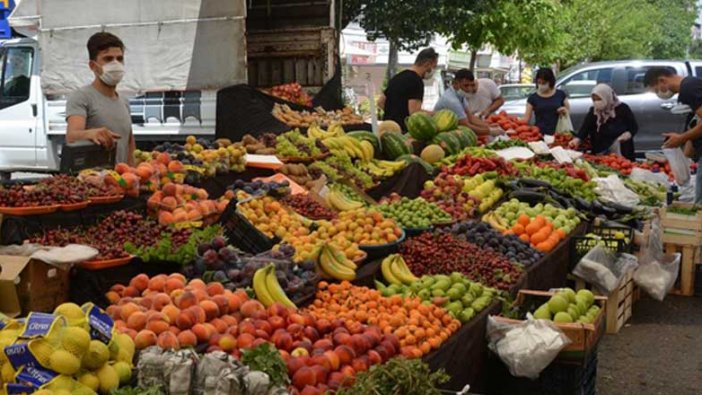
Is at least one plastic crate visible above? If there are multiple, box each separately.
[570,236,626,265]
[591,224,634,253]
[219,199,279,254]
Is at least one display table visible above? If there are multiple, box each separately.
[525,222,587,291]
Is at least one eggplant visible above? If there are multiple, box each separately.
[518,178,553,189]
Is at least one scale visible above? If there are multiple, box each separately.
[59,141,116,174]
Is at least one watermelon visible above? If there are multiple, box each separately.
[405,112,438,142]
[431,133,462,155]
[347,130,381,152]
[396,154,435,175]
[433,109,459,132]
[457,126,478,146]
[381,132,413,160]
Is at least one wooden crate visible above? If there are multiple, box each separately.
[573,270,635,334]
[661,203,702,246]
[492,290,607,354]
[666,243,702,296]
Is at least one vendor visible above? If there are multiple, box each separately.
[66,32,134,165]
[379,48,438,127]
[458,69,505,119]
[521,68,569,135]
[569,84,637,160]
[644,67,702,203]
[433,68,504,136]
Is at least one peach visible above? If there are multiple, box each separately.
[134,330,157,349]
[148,275,167,292]
[267,302,289,318]
[199,300,220,321]
[119,302,141,321]
[114,319,127,330]
[327,372,345,391]
[333,332,351,347]
[252,338,268,348]
[375,344,391,363]
[240,300,265,318]
[157,331,180,350]
[121,328,138,340]
[203,323,218,337]
[254,329,270,341]
[315,318,332,335]
[210,318,228,334]
[161,196,178,212]
[168,273,186,283]
[177,330,197,348]
[253,320,273,336]
[165,277,185,293]
[272,331,293,351]
[146,320,170,335]
[106,305,121,320]
[156,152,171,165]
[300,385,321,395]
[211,295,230,316]
[367,350,382,366]
[226,325,239,337]
[162,183,177,197]
[123,286,140,298]
[287,323,304,337]
[176,291,198,309]
[286,356,306,376]
[287,313,306,326]
[313,339,334,352]
[146,311,170,324]
[136,164,153,181]
[118,297,134,305]
[293,366,317,389]
[293,339,313,354]
[269,316,286,331]
[138,296,154,310]
[115,162,131,175]
[187,305,206,324]
[233,289,249,302]
[129,273,150,292]
[303,326,320,343]
[310,355,332,371]
[324,350,341,371]
[236,333,255,349]
[127,311,147,331]
[350,334,370,355]
[220,314,238,327]
[205,282,225,296]
[292,347,310,358]
[152,293,172,311]
[351,356,369,373]
[192,323,212,343]
[176,310,196,330]
[105,291,121,305]
[168,326,181,336]
[168,160,184,172]
[250,309,268,321]
[218,334,237,352]
[208,333,222,347]
[147,191,163,210]
[334,345,355,366]
[238,320,256,336]
[186,209,203,221]
[158,211,175,226]
[192,289,209,303]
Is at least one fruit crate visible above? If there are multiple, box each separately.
[572,270,635,334]
[665,242,702,296]
[219,199,279,254]
[660,202,702,246]
[570,236,626,266]
[590,223,634,253]
[492,290,607,356]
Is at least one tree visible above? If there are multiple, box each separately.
[437,0,560,69]
[648,0,697,59]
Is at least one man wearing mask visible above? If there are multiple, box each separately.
[66,32,134,165]
[379,48,438,127]
[644,67,702,202]
[433,69,503,136]
[459,69,505,119]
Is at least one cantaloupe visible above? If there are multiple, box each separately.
[378,120,402,135]
[420,144,445,164]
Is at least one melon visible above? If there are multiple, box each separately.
[380,132,413,160]
[405,112,438,141]
[433,109,459,132]
[378,120,402,135]
[420,144,445,164]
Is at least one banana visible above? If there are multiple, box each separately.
[381,256,402,285]
[253,266,276,307]
[328,190,363,211]
[265,265,297,308]
[390,255,419,284]
[319,245,356,280]
[359,140,375,162]
[377,160,406,171]
[328,123,346,137]
[327,243,358,270]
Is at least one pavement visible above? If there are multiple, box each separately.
[597,294,702,395]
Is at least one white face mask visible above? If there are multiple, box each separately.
[98,61,124,86]
[656,89,674,100]
[593,100,606,111]
[537,84,550,94]
[424,68,436,80]
[456,88,468,98]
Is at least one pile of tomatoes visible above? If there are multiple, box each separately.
[583,153,635,175]
[487,112,542,143]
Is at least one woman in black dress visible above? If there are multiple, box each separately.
[569,83,638,160]
[522,68,570,135]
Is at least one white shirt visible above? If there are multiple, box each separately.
[467,78,501,114]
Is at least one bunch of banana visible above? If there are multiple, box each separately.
[307,123,345,140]
[317,243,357,281]
[253,264,297,308]
[325,188,364,211]
[482,211,509,233]
[323,136,373,161]
[357,159,406,178]
[380,254,419,285]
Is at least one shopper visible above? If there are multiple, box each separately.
[644,66,702,202]
[66,32,134,165]
[569,84,637,160]
[455,69,505,119]
[379,48,438,127]
[433,68,504,136]
[522,68,569,135]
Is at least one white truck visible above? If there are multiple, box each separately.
[0,0,338,177]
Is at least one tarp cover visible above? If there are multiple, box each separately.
[9,0,247,95]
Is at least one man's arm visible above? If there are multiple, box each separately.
[462,112,491,135]
[408,99,432,115]
[377,94,386,110]
[480,96,505,118]
[663,106,702,148]
[66,115,121,148]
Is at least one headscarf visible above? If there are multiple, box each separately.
[592,83,620,131]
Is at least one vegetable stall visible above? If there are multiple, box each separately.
[0,101,690,395]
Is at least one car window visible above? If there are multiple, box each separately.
[0,47,33,109]
[623,66,676,95]
[559,68,614,98]
[695,66,702,78]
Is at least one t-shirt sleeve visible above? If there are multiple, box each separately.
[681,79,702,112]
[558,90,567,105]
[527,93,536,107]
[407,77,424,101]
[486,80,501,99]
[65,90,89,119]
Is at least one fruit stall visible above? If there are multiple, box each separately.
[0,104,688,395]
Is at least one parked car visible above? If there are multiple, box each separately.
[500,60,702,152]
[498,83,534,101]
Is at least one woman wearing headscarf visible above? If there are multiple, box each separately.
[570,83,638,160]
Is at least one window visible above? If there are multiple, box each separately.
[695,66,702,77]
[0,47,33,109]
[559,68,613,98]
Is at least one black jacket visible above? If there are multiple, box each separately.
[577,103,638,160]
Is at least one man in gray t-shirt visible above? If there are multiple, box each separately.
[66,32,134,165]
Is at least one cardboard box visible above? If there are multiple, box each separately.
[0,256,70,317]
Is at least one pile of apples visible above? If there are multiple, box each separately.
[147,183,232,226]
[106,273,399,394]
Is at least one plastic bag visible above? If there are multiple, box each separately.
[663,147,691,185]
[487,315,571,379]
[572,245,619,293]
[555,113,574,133]
[593,175,640,208]
[629,167,669,187]
[633,215,681,300]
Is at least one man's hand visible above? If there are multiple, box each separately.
[617,131,632,142]
[89,128,121,149]
[568,138,581,149]
[479,109,491,119]
[489,126,505,136]
[663,132,686,149]
[557,107,568,115]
